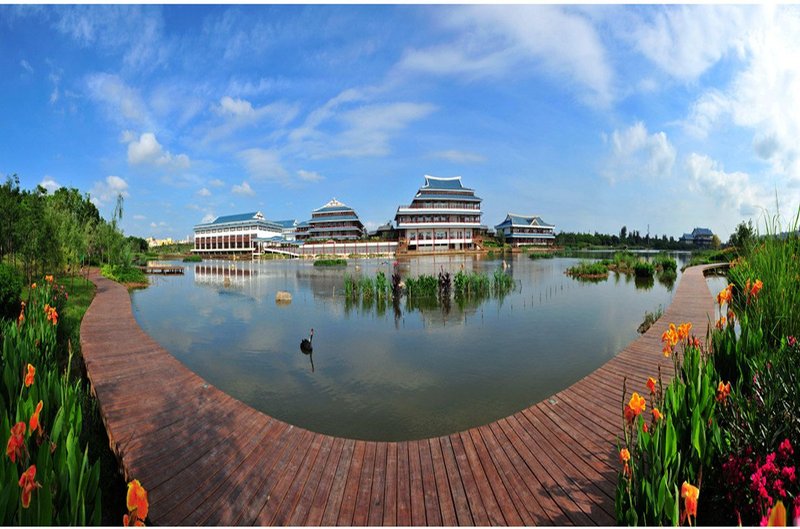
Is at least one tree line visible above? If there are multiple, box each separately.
[0,175,140,282]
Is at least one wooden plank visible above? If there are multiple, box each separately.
[335,440,366,526]
[428,437,458,526]
[439,435,474,526]
[467,428,524,525]
[286,435,336,525]
[407,440,427,525]
[449,433,489,526]
[418,438,443,526]
[368,441,388,526]
[318,438,356,526]
[352,441,377,526]
[303,436,346,526]
[381,442,398,526]
[458,431,507,525]
[395,441,412,526]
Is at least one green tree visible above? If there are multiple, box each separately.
[728,219,755,252]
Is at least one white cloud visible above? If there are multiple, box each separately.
[686,153,767,216]
[39,176,61,193]
[430,150,486,164]
[628,5,753,82]
[231,181,255,196]
[603,122,676,183]
[237,148,288,183]
[20,59,33,74]
[684,6,800,183]
[127,132,190,169]
[289,88,365,143]
[85,73,152,127]
[49,72,60,104]
[397,5,614,108]
[209,179,224,187]
[296,169,324,182]
[333,102,437,157]
[90,175,129,206]
[133,214,146,220]
[201,213,216,223]
[197,187,211,197]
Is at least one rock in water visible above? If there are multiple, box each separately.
[275,291,292,303]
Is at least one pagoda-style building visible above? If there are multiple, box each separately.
[394,175,484,251]
[494,214,555,247]
[296,198,365,242]
[192,211,283,254]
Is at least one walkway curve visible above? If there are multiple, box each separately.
[81,265,719,525]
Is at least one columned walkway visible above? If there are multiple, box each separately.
[81,265,718,525]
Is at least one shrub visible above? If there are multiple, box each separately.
[633,261,655,278]
[565,260,608,278]
[313,258,346,267]
[182,255,202,262]
[0,264,23,322]
[99,264,147,284]
[1,279,101,524]
[653,254,677,273]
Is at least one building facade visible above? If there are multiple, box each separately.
[192,211,283,254]
[494,214,556,247]
[680,227,715,247]
[297,198,365,242]
[394,175,484,251]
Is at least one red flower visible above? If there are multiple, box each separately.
[24,364,35,387]
[646,377,657,395]
[6,422,26,463]
[126,479,149,522]
[716,381,732,403]
[681,482,699,524]
[29,400,43,434]
[18,465,41,509]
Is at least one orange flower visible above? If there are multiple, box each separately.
[716,381,732,403]
[31,282,36,289]
[661,323,679,355]
[681,481,699,524]
[716,283,733,306]
[619,448,630,463]
[662,344,672,357]
[18,465,41,509]
[29,401,43,434]
[727,309,736,324]
[642,422,649,433]
[24,364,35,387]
[677,322,692,341]
[628,392,646,415]
[767,501,786,526]
[646,377,657,395]
[716,316,726,330]
[690,336,701,349]
[653,408,663,422]
[43,304,58,325]
[126,479,149,521]
[45,275,54,283]
[750,278,763,299]
[6,422,26,463]
[17,301,25,326]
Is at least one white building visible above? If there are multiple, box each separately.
[494,214,556,247]
[192,211,283,254]
[394,175,485,251]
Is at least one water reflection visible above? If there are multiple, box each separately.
[132,253,687,441]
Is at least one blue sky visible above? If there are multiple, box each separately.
[2,4,800,241]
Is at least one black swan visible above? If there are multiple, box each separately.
[300,328,314,353]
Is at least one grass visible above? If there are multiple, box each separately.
[566,260,609,278]
[313,258,347,267]
[633,260,655,278]
[182,254,203,262]
[100,264,148,285]
[637,304,663,334]
[528,252,555,260]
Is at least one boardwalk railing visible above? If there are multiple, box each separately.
[81,265,718,525]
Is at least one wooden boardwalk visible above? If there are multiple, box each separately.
[80,265,718,525]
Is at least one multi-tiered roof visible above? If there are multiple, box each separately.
[301,198,365,242]
[494,213,555,246]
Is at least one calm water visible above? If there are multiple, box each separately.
[131,253,691,441]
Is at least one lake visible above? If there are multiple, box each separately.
[131,252,694,441]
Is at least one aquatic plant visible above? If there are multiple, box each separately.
[565,260,608,278]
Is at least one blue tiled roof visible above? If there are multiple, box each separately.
[505,232,555,239]
[422,175,466,190]
[209,212,260,224]
[495,214,555,230]
[692,227,713,237]
[297,220,310,228]
[274,219,297,229]
[314,205,354,213]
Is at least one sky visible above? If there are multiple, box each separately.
[2,4,800,241]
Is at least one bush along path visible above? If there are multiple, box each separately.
[0,277,101,524]
[615,227,800,525]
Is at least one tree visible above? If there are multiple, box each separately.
[711,234,721,249]
[619,226,627,241]
[728,220,755,252]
